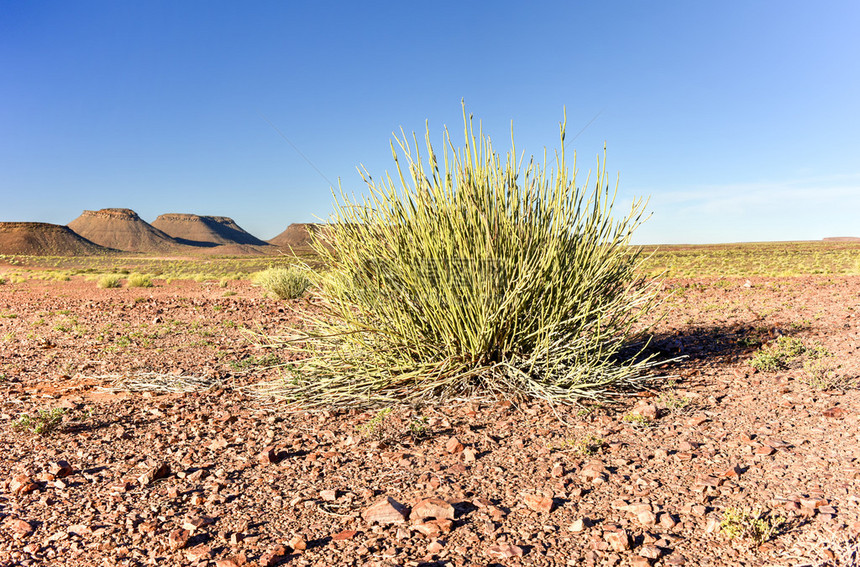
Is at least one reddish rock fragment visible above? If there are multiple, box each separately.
[258,544,286,567]
[604,529,631,552]
[363,496,409,525]
[185,544,211,562]
[258,446,280,465]
[288,535,307,552]
[427,539,445,553]
[10,475,38,495]
[485,544,524,559]
[168,528,190,550]
[410,497,455,521]
[522,492,554,514]
[331,529,358,541]
[4,517,34,537]
[319,489,338,502]
[445,436,465,454]
[823,406,846,419]
[137,462,170,486]
[215,560,239,567]
[48,460,73,478]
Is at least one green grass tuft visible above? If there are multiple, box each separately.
[256,106,660,407]
[252,267,309,299]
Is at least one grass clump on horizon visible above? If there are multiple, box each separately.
[97,274,123,289]
[256,105,660,407]
[252,266,310,299]
[127,273,154,288]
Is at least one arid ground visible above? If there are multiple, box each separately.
[1,252,859,566]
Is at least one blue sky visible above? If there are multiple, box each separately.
[2,1,859,244]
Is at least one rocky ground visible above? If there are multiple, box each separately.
[0,273,858,566]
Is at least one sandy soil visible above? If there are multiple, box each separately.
[0,275,858,566]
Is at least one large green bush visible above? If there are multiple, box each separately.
[260,108,659,406]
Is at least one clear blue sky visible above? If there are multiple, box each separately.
[2,1,859,244]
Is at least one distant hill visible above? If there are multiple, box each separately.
[152,213,270,247]
[0,222,115,256]
[823,237,860,242]
[268,223,322,249]
[68,208,182,253]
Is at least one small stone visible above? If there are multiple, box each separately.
[551,464,564,477]
[331,529,357,541]
[637,510,657,527]
[48,460,74,478]
[445,436,465,454]
[677,441,697,452]
[633,404,658,421]
[413,519,454,537]
[568,518,590,532]
[522,492,554,513]
[320,489,338,502]
[4,518,34,537]
[363,496,409,524]
[604,529,631,552]
[258,446,279,465]
[137,462,170,487]
[463,447,477,463]
[640,544,662,559]
[410,497,455,521]
[10,475,38,495]
[427,539,445,553]
[691,505,708,516]
[485,544,524,559]
[215,560,238,567]
[288,536,307,552]
[168,528,190,550]
[755,445,776,456]
[823,406,845,419]
[184,544,210,562]
[659,512,677,529]
[630,557,651,567]
[258,544,286,567]
[722,464,744,478]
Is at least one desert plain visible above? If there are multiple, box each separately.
[1,242,859,567]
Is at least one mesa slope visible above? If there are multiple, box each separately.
[0,222,114,256]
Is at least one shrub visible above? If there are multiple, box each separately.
[259,106,657,407]
[720,506,786,545]
[97,274,122,289]
[253,267,309,299]
[127,273,153,288]
[12,408,66,435]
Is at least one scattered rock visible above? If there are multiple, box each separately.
[48,460,74,478]
[445,436,465,454]
[137,462,170,486]
[258,544,286,567]
[485,544,524,559]
[522,492,554,513]
[363,496,409,525]
[10,475,38,495]
[168,528,190,550]
[410,497,455,521]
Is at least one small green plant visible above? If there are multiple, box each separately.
[749,336,807,372]
[407,416,429,440]
[802,356,846,390]
[549,434,605,455]
[127,273,153,288]
[12,408,66,435]
[97,274,122,289]
[622,413,653,428]
[0,276,6,285]
[720,507,786,545]
[659,391,691,410]
[356,407,394,440]
[252,267,309,299]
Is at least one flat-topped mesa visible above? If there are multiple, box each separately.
[151,213,270,247]
[68,208,181,253]
[77,208,142,220]
[0,222,114,256]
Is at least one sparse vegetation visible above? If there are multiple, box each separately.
[720,506,786,545]
[127,273,153,288]
[97,274,123,289]
[749,336,807,372]
[259,108,659,407]
[252,266,310,299]
[12,408,66,436]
